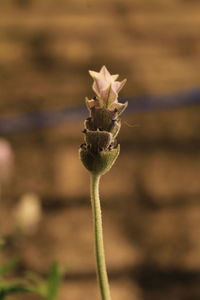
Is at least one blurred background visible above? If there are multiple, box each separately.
[0,0,200,299]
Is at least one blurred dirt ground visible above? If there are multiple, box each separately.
[1,0,200,299]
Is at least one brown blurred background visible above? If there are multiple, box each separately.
[0,0,200,299]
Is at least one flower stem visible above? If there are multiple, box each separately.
[90,174,112,300]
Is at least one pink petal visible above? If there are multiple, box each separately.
[100,66,111,81]
[112,74,119,81]
[88,70,99,79]
[112,79,127,93]
[100,66,119,83]
[92,81,100,96]
[100,85,118,107]
[110,101,128,115]
[111,81,121,93]
[94,77,109,95]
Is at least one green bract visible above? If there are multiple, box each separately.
[79,144,120,176]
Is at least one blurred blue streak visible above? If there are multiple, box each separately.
[0,88,200,135]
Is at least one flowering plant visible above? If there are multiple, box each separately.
[79,66,127,300]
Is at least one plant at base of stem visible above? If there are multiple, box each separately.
[79,66,127,300]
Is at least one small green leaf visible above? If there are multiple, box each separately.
[0,282,29,298]
[47,262,61,300]
[0,260,18,278]
[24,272,47,297]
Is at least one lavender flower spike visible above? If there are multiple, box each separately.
[80,66,128,176]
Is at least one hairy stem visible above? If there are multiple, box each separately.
[90,174,112,300]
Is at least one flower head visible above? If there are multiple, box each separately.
[79,66,128,176]
[86,66,127,114]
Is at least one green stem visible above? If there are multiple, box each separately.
[90,174,112,300]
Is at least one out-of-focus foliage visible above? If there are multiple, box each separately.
[0,258,62,300]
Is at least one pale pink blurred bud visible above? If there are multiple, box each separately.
[0,138,14,184]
